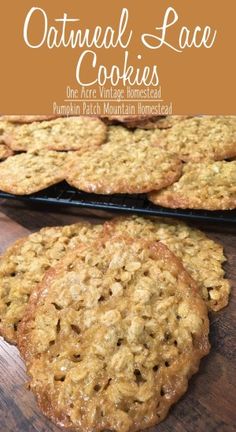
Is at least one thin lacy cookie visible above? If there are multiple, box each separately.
[0,223,102,344]
[5,117,107,152]
[18,236,209,432]
[156,116,236,162]
[104,216,230,311]
[66,142,182,194]
[149,161,236,210]
[0,151,68,195]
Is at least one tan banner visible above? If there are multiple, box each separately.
[0,0,235,114]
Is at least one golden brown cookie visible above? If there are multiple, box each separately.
[0,151,68,195]
[149,161,236,210]
[0,223,103,344]
[104,216,230,311]
[157,116,236,162]
[1,115,59,124]
[66,142,182,194]
[0,143,13,160]
[5,117,107,152]
[18,236,209,432]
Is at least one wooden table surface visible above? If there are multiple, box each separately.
[0,198,235,432]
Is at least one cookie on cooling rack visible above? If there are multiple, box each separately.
[18,236,209,432]
[104,216,231,311]
[4,117,107,152]
[156,116,236,162]
[66,142,182,194]
[0,151,69,195]
[149,161,236,210]
[0,223,103,344]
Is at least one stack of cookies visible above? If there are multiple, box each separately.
[0,115,235,210]
[0,215,231,431]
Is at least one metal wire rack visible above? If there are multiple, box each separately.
[0,181,235,223]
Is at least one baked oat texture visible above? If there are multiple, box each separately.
[149,161,236,210]
[66,142,182,194]
[0,151,68,195]
[104,216,230,311]
[105,117,192,147]
[0,223,103,344]
[18,236,209,432]
[106,125,137,144]
[106,125,164,145]
[108,126,168,149]
[1,115,59,124]
[0,143,13,160]
[157,116,236,162]
[4,117,107,152]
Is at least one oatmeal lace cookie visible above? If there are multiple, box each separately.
[66,142,182,194]
[0,223,103,344]
[0,151,68,195]
[4,117,107,152]
[18,236,209,432]
[156,116,236,162]
[149,161,236,210]
[104,216,230,311]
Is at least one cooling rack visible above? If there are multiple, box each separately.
[0,181,235,223]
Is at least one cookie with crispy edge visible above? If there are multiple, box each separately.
[156,116,236,162]
[0,223,103,344]
[18,235,209,432]
[0,151,68,195]
[4,117,107,152]
[104,216,230,311]
[149,161,236,210]
[66,142,182,194]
